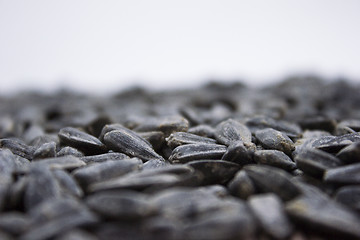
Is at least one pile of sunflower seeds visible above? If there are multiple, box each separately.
[0,76,360,240]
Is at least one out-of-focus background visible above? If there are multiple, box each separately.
[0,0,359,95]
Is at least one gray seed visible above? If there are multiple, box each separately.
[188,124,216,138]
[104,129,164,162]
[0,138,34,160]
[295,148,343,178]
[57,146,84,157]
[187,160,240,185]
[169,143,227,163]
[55,228,98,240]
[72,158,143,191]
[336,142,360,164]
[221,141,254,166]
[249,193,293,239]
[23,124,45,144]
[324,162,360,185]
[166,132,216,149]
[246,116,302,138]
[244,165,301,201]
[254,149,296,171]
[54,229,98,240]
[86,190,154,220]
[138,131,165,151]
[21,198,98,240]
[142,159,171,170]
[33,141,56,160]
[53,169,84,198]
[58,127,106,155]
[29,134,59,149]
[32,155,85,171]
[311,133,360,153]
[133,116,189,136]
[285,194,360,239]
[255,128,295,156]
[0,212,30,236]
[299,116,337,132]
[334,186,360,211]
[24,166,62,211]
[80,152,130,164]
[227,170,256,200]
[215,119,252,146]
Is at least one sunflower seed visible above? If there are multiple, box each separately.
[0,138,34,160]
[166,132,216,149]
[254,149,296,171]
[169,143,226,163]
[133,116,189,136]
[32,155,85,170]
[58,127,106,155]
[249,193,293,239]
[227,170,256,199]
[255,128,295,156]
[221,141,254,166]
[324,162,360,185]
[295,148,343,178]
[336,142,360,164]
[33,142,57,160]
[103,129,164,162]
[80,152,130,164]
[215,119,252,146]
[334,186,360,211]
[56,146,84,157]
[244,165,301,201]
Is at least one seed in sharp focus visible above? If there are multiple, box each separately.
[254,149,296,171]
[169,143,227,163]
[311,133,360,153]
[249,193,293,239]
[166,131,216,149]
[295,148,343,178]
[58,127,106,155]
[103,129,164,162]
[255,128,295,156]
[215,119,252,146]
[221,141,254,166]
[244,164,301,201]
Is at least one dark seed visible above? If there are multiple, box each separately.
[215,119,252,146]
[138,131,165,151]
[53,169,84,198]
[295,148,343,178]
[0,212,30,236]
[323,162,360,185]
[187,160,240,185]
[336,142,360,164]
[57,146,84,157]
[254,149,296,171]
[334,186,360,212]
[187,124,216,138]
[311,133,360,153]
[169,143,227,163]
[32,155,85,171]
[24,166,62,211]
[80,152,130,164]
[221,141,254,166]
[54,229,98,240]
[255,128,295,156]
[133,116,189,136]
[298,116,337,132]
[86,190,154,220]
[227,170,256,199]
[58,127,106,155]
[103,129,164,162]
[33,142,57,160]
[244,165,301,201]
[285,194,360,239]
[166,132,216,149]
[72,158,143,191]
[0,138,34,160]
[249,193,293,239]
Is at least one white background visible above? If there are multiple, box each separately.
[1,0,360,94]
